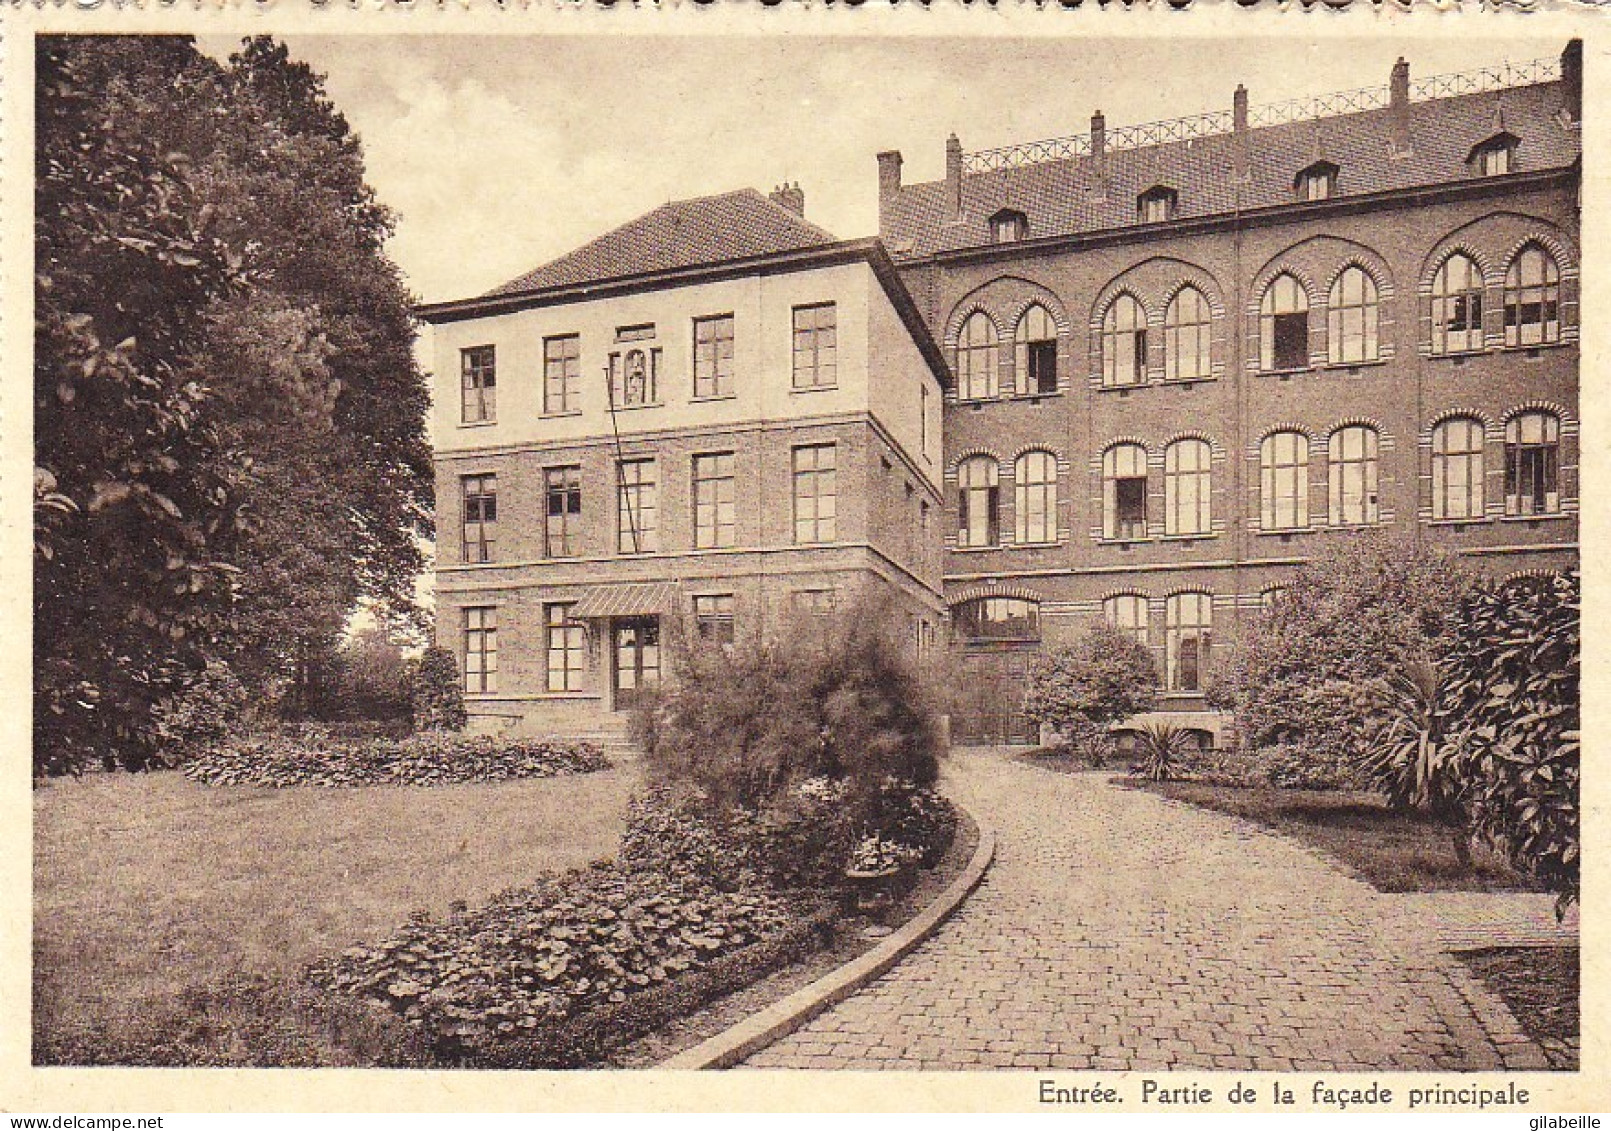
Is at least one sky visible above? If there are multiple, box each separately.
[198,32,1565,308]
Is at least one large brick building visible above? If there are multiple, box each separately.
[422,44,1579,743]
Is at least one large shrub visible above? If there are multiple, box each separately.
[1441,571,1580,913]
[411,646,467,733]
[1023,624,1158,756]
[1213,530,1473,788]
[150,659,250,766]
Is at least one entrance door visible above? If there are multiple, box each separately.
[612,616,661,711]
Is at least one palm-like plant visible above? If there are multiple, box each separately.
[1132,721,1194,782]
[1359,658,1470,859]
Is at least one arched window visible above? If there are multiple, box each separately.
[956,312,1000,400]
[1014,450,1058,544]
[1328,425,1380,526]
[1101,295,1148,387]
[1163,438,1212,536]
[1260,431,1309,530]
[956,456,1000,548]
[1102,443,1149,541]
[1165,592,1213,692]
[1504,411,1561,516]
[1164,286,1212,382]
[1432,253,1485,355]
[1504,245,1562,347]
[1015,305,1059,395]
[1432,417,1486,520]
[954,597,1040,643]
[1260,273,1310,371]
[1104,594,1150,646]
[1328,266,1380,364]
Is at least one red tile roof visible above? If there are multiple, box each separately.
[486,188,840,298]
[881,82,1580,260]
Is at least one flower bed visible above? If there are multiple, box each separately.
[184,728,609,788]
[307,862,828,1067]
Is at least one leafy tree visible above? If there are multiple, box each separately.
[1022,624,1159,756]
[1212,530,1473,788]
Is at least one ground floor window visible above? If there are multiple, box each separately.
[693,594,735,644]
[792,588,837,617]
[544,603,584,692]
[1165,592,1212,692]
[464,606,497,694]
[954,596,1040,643]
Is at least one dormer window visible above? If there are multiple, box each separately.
[1470,134,1518,176]
[989,209,1028,243]
[1295,161,1338,202]
[1137,186,1178,224]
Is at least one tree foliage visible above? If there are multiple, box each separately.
[1211,530,1473,786]
[34,35,432,773]
[412,647,468,733]
[1022,623,1159,753]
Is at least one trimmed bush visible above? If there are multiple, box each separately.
[1023,624,1159,757]
[411,646,467,733]
[307,862,820,1067]
[184,728,608,787]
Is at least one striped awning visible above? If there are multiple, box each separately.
[569,582,681,619]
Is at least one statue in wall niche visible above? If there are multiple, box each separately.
[624,350,647,405]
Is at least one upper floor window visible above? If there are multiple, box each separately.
[1296,162,1338,202]
[542,335,579,415]
[461,473,497,564]
[1504,245,1562,347]
[463,606,497,694]
[693,452,736,549]
[792,443,837,543]
[1328,425,1380,526]
[1471,134,1518,176]
[1101,295,1148,388]
[1328,266,1380,364]
[693,315,735,398]
[1260,274,1310,371]
[957,455,1000,548]
[1014,451,1057,544]
[1504,411,1561,517]
[1431,416,1486,521]
[1102,443,1148,541]
[956,311,1000,400]
[792,303,837,389]
[616,458,658,553]
[1164,286,1212,382]
[989,209,1028,243]
[954,597,1040,643]
[461,345,496,423]
[609,347,660,407]
[1138,185,1179,224]
[544,465,581,558]
[1163,438,1212,537]
[1432,253,1485,355]
[792,588,837,617]
[1260,431,1309,530]
[1165,592,1212,692]
[1104,594,1149,647]
[1015,305,1058,395]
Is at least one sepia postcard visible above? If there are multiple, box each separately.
[2,1,1605,1116]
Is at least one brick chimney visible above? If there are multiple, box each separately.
[769,181,805,217]
[1562,38,1582,124]
[877,150,903,232]
[1233,84,1250,182]
[1091,111,1108,202]
[945,133,963,221]
[1389,57,1412,158]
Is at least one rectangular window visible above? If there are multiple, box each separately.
[693,452,736,549]
[792,444,837,543]
[616,458,658,553]
[544,466,581,558]
[1028,341,1058,394]
[461,345,496,423]
[919,383,930,457]
[464,606,497,694]
[542,335,580,415]
[461,474,497,563]
[1506,445,1559,516]
[792,589,837,616]
[1114,476,1147,541]
[545,603,584,692]
[1272,314,1308,370]
[792,303,838,389]
[693,594,735,644]
[693,315,735,399]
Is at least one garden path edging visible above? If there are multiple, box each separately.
[656,814,997,1070]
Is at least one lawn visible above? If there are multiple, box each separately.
[1120,779,1535,894]
[34,761,639,1063]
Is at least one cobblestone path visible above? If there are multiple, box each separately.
[743,748,1545,1071]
